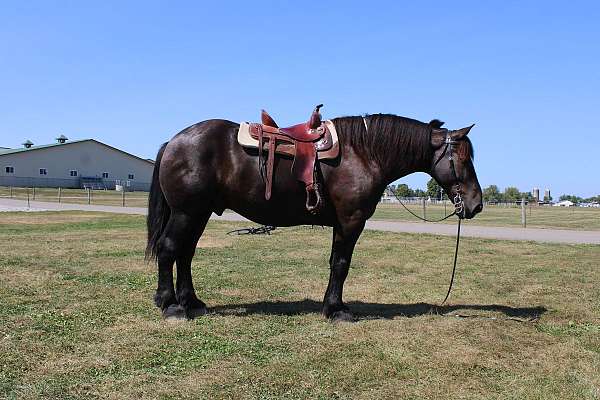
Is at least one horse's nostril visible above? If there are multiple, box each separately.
[473,203,483,214]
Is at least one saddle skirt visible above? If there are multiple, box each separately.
[237,120,340,160]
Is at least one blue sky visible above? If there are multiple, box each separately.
[1,1,598,197]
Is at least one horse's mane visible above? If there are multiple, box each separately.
[332,114,434,172]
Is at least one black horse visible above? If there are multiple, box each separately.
[146,111,483,321]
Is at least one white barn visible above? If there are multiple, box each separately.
[0,137,154,191]
[554,200,575,207]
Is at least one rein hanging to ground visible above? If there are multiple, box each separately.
[386,187,462,305]
[226,225,276,235]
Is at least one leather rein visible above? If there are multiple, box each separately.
[383,127,466,305]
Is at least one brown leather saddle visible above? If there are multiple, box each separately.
[248,104,335,214]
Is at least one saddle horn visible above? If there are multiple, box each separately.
[309,104,323,129]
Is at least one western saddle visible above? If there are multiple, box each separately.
[247,104,337,214]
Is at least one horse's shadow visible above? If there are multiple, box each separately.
[212,299,547,321]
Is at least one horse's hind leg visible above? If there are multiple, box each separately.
[154,217,177,311]
[156,210,210,320]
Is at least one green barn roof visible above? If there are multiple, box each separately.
[0,139,154,164]
[0,139,90,155]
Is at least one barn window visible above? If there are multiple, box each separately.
[5,166,14,174]
[70,170,78,177]
[128,173,134,179]
[102,172,109,178]
[39,168,47,175]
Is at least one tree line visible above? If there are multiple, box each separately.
[482,186,599,204]
[390,180,599,204]
[558,194,600,204]
[389,179,448,200]
[481,185,539,202]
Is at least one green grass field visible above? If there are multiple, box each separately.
[0,186,148,208]
[1,211,599,399]
[373,203,600,230]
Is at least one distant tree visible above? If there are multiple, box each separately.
[559,194,582,203]
[503,187,521,202]
[414,188,426,197]
[584,195,600,203]
[521,191,534,201]
[426,178,442,199]
[482,185,501,202]
[395,184,413,198]
[543,194,553,202]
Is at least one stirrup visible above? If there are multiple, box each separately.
[305,183,323,214]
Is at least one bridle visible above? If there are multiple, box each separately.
[386,129,467,223]
[433,130,465,219]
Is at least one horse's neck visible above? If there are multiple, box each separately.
[385,151,431,184]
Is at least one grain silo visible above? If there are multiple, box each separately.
[532,188,540,202]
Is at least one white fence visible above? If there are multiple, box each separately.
[0,176,151,191]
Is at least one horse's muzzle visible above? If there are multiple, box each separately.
[464,203,483,219]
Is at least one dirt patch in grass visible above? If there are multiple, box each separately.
[196,235,233,249]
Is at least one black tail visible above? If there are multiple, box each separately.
[146,142,170,261]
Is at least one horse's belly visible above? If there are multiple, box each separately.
[224,193,335,228]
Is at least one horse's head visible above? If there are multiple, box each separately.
[429,121,482,219]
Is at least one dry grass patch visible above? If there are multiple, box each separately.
[0,211,599,399]
[0,211,108,225]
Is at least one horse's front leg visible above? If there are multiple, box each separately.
[322,220,365,322]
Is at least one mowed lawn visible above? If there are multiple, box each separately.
[0,212,599,399]
[373,203,600,230]
[0,187,148,208]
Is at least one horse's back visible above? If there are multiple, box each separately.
[159,119,240,210]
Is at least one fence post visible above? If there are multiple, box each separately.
[422,197,427,221]
[122,189,125,207]
[32,187,36,200]
[9,186,13,198]
[87,188,91,205]
[27,188,30,208]
[58,187,62,203]
[521,198,526,228]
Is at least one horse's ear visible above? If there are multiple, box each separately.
[450,124,475,139]
[429,119,445,129]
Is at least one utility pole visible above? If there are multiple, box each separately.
[521,198,527,228]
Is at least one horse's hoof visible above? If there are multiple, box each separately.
[328,310,356,323]
[162,304,208,321]
[183,298,208,319]
[162,304,187,321]
[186,305,208,319]
[154,291,176,309]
